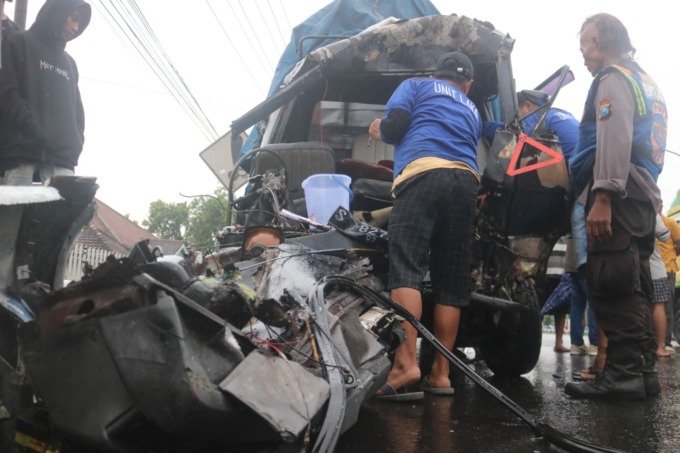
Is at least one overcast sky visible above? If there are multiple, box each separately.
[4,0,679,222]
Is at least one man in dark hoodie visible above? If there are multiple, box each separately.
[1,1,20,45]
[0,0,90,185]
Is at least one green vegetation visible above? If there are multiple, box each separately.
[143,187,229,248]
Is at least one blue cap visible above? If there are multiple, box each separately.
[517,89,549,106]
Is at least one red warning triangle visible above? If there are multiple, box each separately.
[506,133,564,176]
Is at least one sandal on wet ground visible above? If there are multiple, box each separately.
[421,375,454,395]
[553,345,570,353]
[373,383,424,402]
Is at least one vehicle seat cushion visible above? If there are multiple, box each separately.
[337,158,393,182]
[351,178,393,211]
[250,142,335,200]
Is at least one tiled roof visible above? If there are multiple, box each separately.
[91,199,158,250]
[148,238,185,256]
[73,199,186,257]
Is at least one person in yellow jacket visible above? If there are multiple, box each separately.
[657,213,680,349]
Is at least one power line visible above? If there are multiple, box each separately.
[81,76,231,108]
[266,0,289,45]
[225,1,274,73]
[127,0,218,139]
[97,0,218,141]
[96,1,205,136]
[236,0,275,72]
[278,0,292,30]
[203,0,264,92]
[254,0,285,49]
[102,0,215,140]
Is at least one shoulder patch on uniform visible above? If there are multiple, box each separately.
[598,97,612,121]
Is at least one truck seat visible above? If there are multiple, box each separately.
[250,142,335,200]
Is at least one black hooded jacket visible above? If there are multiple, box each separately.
[0,0,91,170]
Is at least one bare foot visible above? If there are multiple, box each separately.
[656,349,672,357]
[376,365,421,395]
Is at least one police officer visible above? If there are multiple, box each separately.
[565,13,667,400]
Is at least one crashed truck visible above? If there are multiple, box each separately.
[0,14,571,453]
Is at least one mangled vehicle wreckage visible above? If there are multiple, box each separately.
[1,14,571,453]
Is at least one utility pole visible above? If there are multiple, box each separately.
[14,0,27,30]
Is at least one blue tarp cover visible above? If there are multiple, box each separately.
[239,0,440,158]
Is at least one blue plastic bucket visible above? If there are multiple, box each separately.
[301,174,352,224]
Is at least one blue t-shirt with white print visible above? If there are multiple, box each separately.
[482,107,579,161]
[382,78,481,178]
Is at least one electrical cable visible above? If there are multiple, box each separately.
[203,0,265,92]
[266,0,289,45]
[278,0,292,30]
[237,249,346,272]
[81,75,231,109]
[100,3,214,142]
[254,0,284,50]
[128,0,218,138]
[97,2,195,121]
[236,0,275,72]
[126,0,217,138]
[307,282,346,453]
[98,0,218,141]
[224,1,274,74]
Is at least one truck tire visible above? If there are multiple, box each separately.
[480,279,542,378]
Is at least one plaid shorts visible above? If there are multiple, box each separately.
[388,168,479,307]
[651,277,672,304]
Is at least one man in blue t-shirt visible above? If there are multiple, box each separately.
[369,51,481,400]
[482,89,579,161]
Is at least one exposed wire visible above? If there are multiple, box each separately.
[260,325,354,381]
[179,192,228,212]
[237,249,346,272]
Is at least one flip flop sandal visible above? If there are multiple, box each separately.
[373,383,424,402]
[421,375,455,395]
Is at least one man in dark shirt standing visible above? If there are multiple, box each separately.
[1,0,20,46]
[1,0,20,76]
[565,13,667,400]
[0,0,90,185]
[369,52,481,400]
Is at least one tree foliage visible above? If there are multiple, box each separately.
[185,187,230,248]
[143,200,189,240]
[143,188,229,248]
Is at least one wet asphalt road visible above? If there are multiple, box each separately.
[336,334,680,452]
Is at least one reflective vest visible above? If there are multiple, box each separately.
[570,60,667,194]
